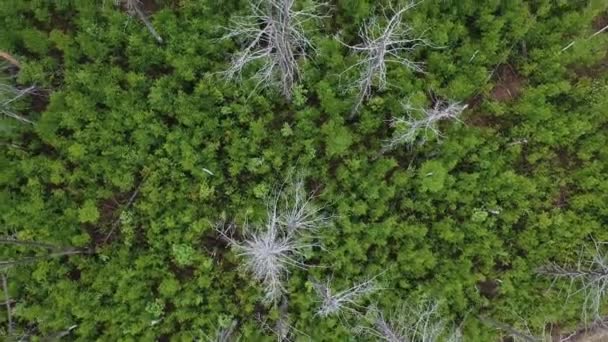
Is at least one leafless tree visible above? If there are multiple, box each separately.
[344,3,432,116]
[313,277,378,317]
[278,177,329,234]
[218,221,303,301]
[359,299,459,342]
[216,177,328,302]
[383,99,466,151]
[217,199,315,302]
[537,240,608,325]
[115,0,163,43]
[222,0,324,99]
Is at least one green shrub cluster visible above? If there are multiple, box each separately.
[1,0,607,340]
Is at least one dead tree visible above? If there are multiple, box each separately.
[358,299,461,342]
[384,99,466,151]
[115,0,163,43]
[345,3,432,116]
[537,240,608,325]
[312,277,378,317]
[222,0,323,100]
[216,177,328,302]
[217,214,306,302]
[278,177,329,234]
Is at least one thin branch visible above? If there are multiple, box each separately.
[0,52,20,68]
[1,273,13,335]
[102,185,142,244]
[359,299,457,342]
[0,249,86,269]
[117,0,163,43]
[1,79,35,124]
[0,239,67,250]
[215,319,238,342]
[216,177,327,302]
[132,3,163,43]
[590,24,608,38]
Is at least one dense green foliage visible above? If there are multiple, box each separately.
[1,0,607,340]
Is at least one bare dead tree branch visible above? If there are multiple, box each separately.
[275,297,291,341]
[383,99,466,151]
[279,176,329,234]
[1,63,35,124]
[0,250,87,269]
[344,3,432,116]
[0,238,68,250]
[312,276,378,317]
[215,319,239,342]
[0,52,20,68]
[222,0,324,99]
[216,177,327,302]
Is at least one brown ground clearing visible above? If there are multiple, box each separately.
[490,64,525,102]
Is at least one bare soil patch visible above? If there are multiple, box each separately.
[592,12,608,32]
[560,318,608,342]
[477,279,500,299]
[140,0,160,14]
[573,52,608,79]
[552,186,569,209]
[490,65,525,102]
